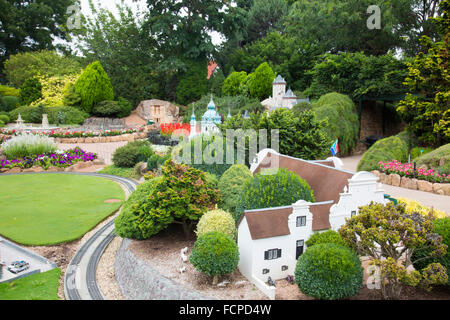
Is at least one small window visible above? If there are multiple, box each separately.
[351,211,357,217]
[264,249,282,260]
[296,216,307,227]
[282,265,288,271]
[262,269,270,275]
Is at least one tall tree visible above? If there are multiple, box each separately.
[0,0,75,68]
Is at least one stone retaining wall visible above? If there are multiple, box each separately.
[55,132,148,144]
[115,238,211,300]
[0,159,105,175]
[371,170,450,196]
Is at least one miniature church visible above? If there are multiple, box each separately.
[261,75,310,111]
[189,96,223,139]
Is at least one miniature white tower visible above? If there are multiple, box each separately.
[272,75,287,109]
[189,107,197,139]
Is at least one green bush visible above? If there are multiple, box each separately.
[74,61,114,114]
[19,77,43,105]
[246,62,276,100]
[411,147,434,160]
[2,134,57,159]
[306,230,347,248]
[9,105,88,125]
[195,209,237,241]
[415,144,450,170]
[0,115,10,124]
[357,134,409,172]
[1,96,20,112]
[235,168,315,222]
[292,102,312,114]
[205,172,219,189]
[218,164,253,214]
[0,85,20,97]
[115,160,220,239]
[295,243,363,300]
[412,217,450,286]
[112,140,152,168]
[117,97,134,118]
[312,93,360,155]
[92,100,122,117]
[190,232,239,281]
[115,177,163,240]
[0,120,4,128]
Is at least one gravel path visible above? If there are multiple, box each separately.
[58,142,127,165]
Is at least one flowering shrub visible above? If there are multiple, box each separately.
[0,147,96,170]
[160,123,190,136]
[0,127,144,139]
[397,198,447,219]
[2,133,56,159]
[379,160,450,183]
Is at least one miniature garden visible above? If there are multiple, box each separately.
[0,0,449,303]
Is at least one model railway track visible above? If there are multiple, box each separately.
[1,171,138,300]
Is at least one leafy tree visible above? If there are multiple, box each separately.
[0,0,75,68]
[3,50,82,88]
[19,77,43,105]
[222,71,248,96]
[208,68,225,97]
[246,0,288,44]
[397,0,450,146]
[247,62,275,100]
[73,61,114,114]
[176,60,208,105]
[339,202,448,299]
[218,164,253,214]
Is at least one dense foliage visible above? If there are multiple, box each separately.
[112,140,153,168]
[235,168,315,222]
[415,143,450,174]
[1,133,56,159]
[9,105,88,125]
[19,77,43,105]
[1,96,20,112]
[218,164,253,214]
[305,230,347,248]
[195,209,237,241]
[190,232,239,284]
[339,202,448,299]
[295,243,364,300]
[312,93,360,155]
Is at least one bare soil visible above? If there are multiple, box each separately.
[129,225,268,300]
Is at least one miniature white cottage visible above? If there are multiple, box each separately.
[238,149,388,299]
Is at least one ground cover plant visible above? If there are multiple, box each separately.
[415,144,450,175]
[98,165,140,180]
[0,174,124,245]
[0,268,61,300]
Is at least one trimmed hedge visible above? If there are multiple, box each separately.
[235,168,315,222]
[295,243,363,300]
[195,209,237,241]
[190,232,239,278]
[218,164,253,214]
[412,217,450,286]
[305,230,346,248]
[357,134,409,172]
[312,93,360,155]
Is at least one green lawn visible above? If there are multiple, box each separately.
[0,174,124,245]
[99,165,139,179]
[0,268,61,300]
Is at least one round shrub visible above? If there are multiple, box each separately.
[235,168,315,222]
[0,120,4,128]
[19,77,43,105]
[357,134,409,172]
[205,172,219,189]
[412,217,450,286]
[218,164,253,214]
[1,96,20,112]
[92,100,122,117]
[190,232,239,280]
[117,97,134,118]
[196,209,237,241]
[295,243,363,300]
[112,140,152,168]
[305,230,346,248]
[0,114,10,124]
[115,177,163,240]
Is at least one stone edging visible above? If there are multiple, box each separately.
[371,170,450,196]
[0,159,105,175]
[55,132,148,144]
[115,238,211,300]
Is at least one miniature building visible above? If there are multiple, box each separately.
[261,75,310,111]
[238,149,387,299]
[136,99,180,125]
[189,96,222,139]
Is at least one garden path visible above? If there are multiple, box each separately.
[341,155,450,214]
[57,141,127,165]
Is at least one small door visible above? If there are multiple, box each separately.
[296,240,304,259]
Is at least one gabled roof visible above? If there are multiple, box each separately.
[273,75,286,84]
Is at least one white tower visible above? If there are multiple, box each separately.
[272,75,287,109]
[189,108,197,139]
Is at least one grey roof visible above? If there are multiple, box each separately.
[283,88,297,98]
[273,75,286,84]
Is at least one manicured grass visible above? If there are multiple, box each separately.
[99,165,139,179]
[0,268,61,300]
[0,174,124,245]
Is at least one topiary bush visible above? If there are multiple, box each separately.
[235,168,315,222]
[218,164,253,214]
[115,177,163,240]
[295,243,364,300]
[19,77,43,105]
[112,140,152,168]
[412,217,450,286]
[312,93,360,155]
[195,209,237,241]
[357,134,409,172]
[92,100,122,117]
[305,230,346,248]
[0,114,10,124]
[190,231,240,284]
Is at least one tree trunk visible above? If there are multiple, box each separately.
[212,275,219,286]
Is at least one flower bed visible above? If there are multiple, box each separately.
[0,127,145,139]
[379,160,450,183]
[0,147,97,171]
[160,123,191,136]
